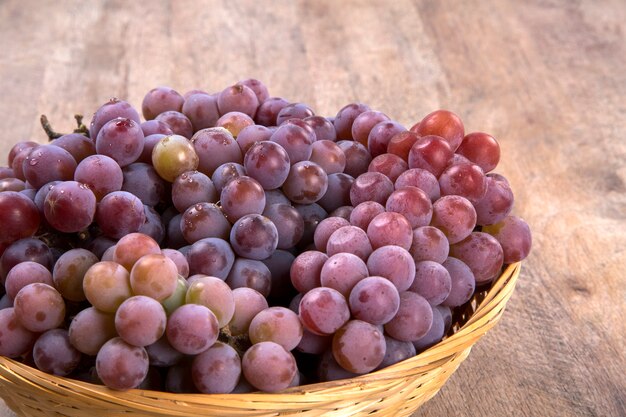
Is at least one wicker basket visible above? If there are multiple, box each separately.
[0,262,521,417]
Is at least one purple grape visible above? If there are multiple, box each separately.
[337,140,372,178]
[349,201,385,231]
[192,342,241,393]
[211,162,246,195]
[52,133,96,163]
[96,191,146,239]
[450,232,504,285]
[244,141,291,190]
[142,86,184,120]
[115,295,167,347]
[333,103,371,140]
[395,168,440,202]
[44,181,96,233]
[0,307,37,358]
[408,135,453,177]
[237,78,270,103]
[304,116,336,141]
[367,211,413,250]
[14,283,65,332]
[314,217,350,252]
[320,252,369,298]
[182,93,220,131]
[242,341,297,393]
[181,202,230,243]
[474,174,514,225]
[441,257,476,307]
[255,97,290,126]
[5,261,53,301]
[249,306,303,350]
[483,215,532,263]
[409,261,452,305]
[96,337,149,390]
[138,133,167,164]
[385,186,432,228]
[350,171,394,206]
[166,304,219,355]
[297,329,332,355]
[317,172,354,213]
[368,153,409,182]
[290,250,327,294]
[33,329,81,376]
[377,335,416,369]
[95,118,144,167]
[299,287,350,336]
[52,249,98,302]
[191,127,242,176]
[384,291,433,342]
[349,276,400,325]
[68,307,116,356]
[74,154,123,200]
[409,226,449,264]
[23,145,77,188]
[229,287,269,336]
[318,349,360,382]
[366,246,416,291]
[139,205,165,244]
[413,305,445,352]
[332,320,386,373]
[140,120,173,137]
[186,237,235,280]
[431,195,477,244]
[226,258,272,297]
[0,238,52,282]
[156,111,194,139]
[122,162,168,207]
[218,84,259,118]
[367,120,406,157]
[230,214,278,260]
[89,98,141,140]
[270,123,313,164]
[0,192,40,245]
[220,176,266,222]
[439,162,487,203]
[326,225,373,260]
[263,203,305,249]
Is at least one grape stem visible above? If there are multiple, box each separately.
[40,114,90,141]
[219,327,252,357]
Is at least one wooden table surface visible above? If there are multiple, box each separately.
[1,0,625,416]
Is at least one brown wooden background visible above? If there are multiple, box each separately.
[1,0,625,416]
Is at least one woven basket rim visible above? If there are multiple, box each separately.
[0,262,521,416]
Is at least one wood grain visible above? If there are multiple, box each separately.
[0,0,625,416]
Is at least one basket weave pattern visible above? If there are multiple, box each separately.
[0,263,521,417]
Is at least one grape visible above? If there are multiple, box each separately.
[332,320,386,373]
[244,141,291,190]
[296,329,332,355]
[122,163,168,207]
[303,116,336,141]
[218,84,259,118]
[337,140,371,177]
[367,120,406,158]
[52,133,96,163]
[183,89,210,99]
[314,217,350,252]
[413,305,445,352]
[86,236,116,260]
[350,171,394,206]
[186,275,235,328]
[299,287,350,335]
[0,238,53,281]
[115,295,167,347]
[326,225,373,260]
[0,295,12,309]
[385,186,433,228]
[229,287,269,336]
[181,202,230,243]
[407,135,453,177]
[226,258,272,297]
[186,237,235,280]
[95,118,144,167]
[12,261,56,303]
[409,226,450,264]
[439,162,487,203]
[112,232,161,271]
[166,304,219,355]
[282,161,328,205]
[482,215,532,263]
[387,131,420,161]
[288,251,325,293]
[146,336,184,367]
[74,154,123,200]
[263,203,304,249]
[139,205,165,244]
[349,277,400,325]
[431,195,477,244]
[309,140,345,174]
[349,201,385,231]
[317,172,354,213]
[14,283,65,332]
[155,111,194,139]
[138,134,168,164]
[238,78,270,103]
[140,120,173,137]
[192,342,241,394]
[249,306,303,350]
[270,123,314,164]
[450,232,504,285]
[52,249,98,302]
[265,189,291,208]
[367,211,413,250]
[165,360,198,393]
[409,261,452,305]
[33,329,81,376]
[101,245,116,261]
[441,257,476,307]
[377,335,416,369]
[0,178,25,192]
[236,124,273,154]
[44,181,96,233]
[142,87,184,120]
[318,349,360,381]
[220,176,266,222]
[276,103,314,125]
[351,111,390,146]
[0,191,40,244]
[96,191,146,239]
[436,305,453,335]
[262,249,296,300]
[255,97,289,126]
[333,103,371,140]
[11,148,31,181]
[230,214,278,260]
[384,291,433,342]
[394,168,440,202]
[212,166,247,202]
[151,135,199,182]
[8,141,38,167]
[369,152,410,182]
[0,307,37,358]
[68,307,116,355]
[89,98,141,141]
[83,261,132,313]
[96,337,149,390]
[413,110,465,152]
[161,277,188,316]
[23,144,77,188]
[242,341,297,393]
[366,246,416,291]
[166,214,187,249]
[182,93,220,131]
[474,174,514,225]
[130,253,179,301]
[456,132,500,172]
[319,252,369,298]
[215,112,254,139]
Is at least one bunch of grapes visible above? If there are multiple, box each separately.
[0,79,531,394]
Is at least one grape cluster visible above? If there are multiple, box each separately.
[0,80,532,393]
